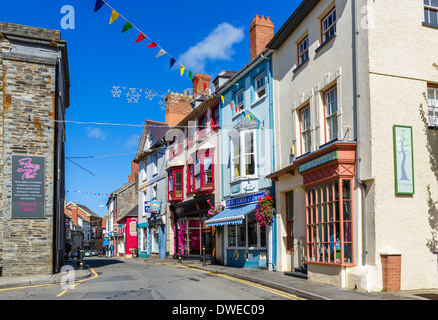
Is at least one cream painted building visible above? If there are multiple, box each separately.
[267,0,438,292]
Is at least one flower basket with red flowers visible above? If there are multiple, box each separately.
[255,194,275,227]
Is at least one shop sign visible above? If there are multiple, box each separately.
[145,200,161,214]
[393,125,414,195]
[298,150,338,173]
[11,155,45,218]
[225,192,265,208]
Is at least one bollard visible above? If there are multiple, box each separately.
[78,248,84,270]
[178,246,182,264]
[202,246,206,266]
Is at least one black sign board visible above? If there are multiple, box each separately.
[11,155,45,218]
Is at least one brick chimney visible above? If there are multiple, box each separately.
[164,92,192,126]
[249,15,274,60]
[128,160,139,183]
[71,203,78,226]
[192,73,211,96]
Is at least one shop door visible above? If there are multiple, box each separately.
[187,218,201,256]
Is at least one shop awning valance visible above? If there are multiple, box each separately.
[205,203,257,227]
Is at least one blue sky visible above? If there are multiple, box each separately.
[1,0,300,217]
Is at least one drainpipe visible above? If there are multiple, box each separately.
[352,0,367,266]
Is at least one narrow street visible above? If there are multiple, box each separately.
[0,257,305,301]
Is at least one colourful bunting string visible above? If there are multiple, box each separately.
[92,0,212,95]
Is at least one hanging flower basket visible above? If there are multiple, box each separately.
[207,200,224,217]
[255,195,275,227]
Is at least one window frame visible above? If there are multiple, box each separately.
[297,35,309,66]
[299,105,312,155]
[285,190,294,251]
[198,112,208,139]
[236,89,244,113]
[187,149,215,194]
[226,211,267,249]
[424,0,438,26]
[230,130,257,181]
[255,72,266,100]
[324,85,338,142]
[321,6,337,43]
[428,85,438,128]
[211,104,220,130]
[167,166,184,202]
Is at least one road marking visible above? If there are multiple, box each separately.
[143,260,305,300]
[56,266,99,297]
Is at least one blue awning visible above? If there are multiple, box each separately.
[205,203,257,227]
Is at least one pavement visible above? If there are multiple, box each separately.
[0,257,437,300]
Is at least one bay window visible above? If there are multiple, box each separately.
[168,166,184,201]
[230,130,256,180]
[305,179,354,265]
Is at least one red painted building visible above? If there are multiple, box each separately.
[116,205,138,257]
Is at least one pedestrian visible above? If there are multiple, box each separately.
[110,244,114,257]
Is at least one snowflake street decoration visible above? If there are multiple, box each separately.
[144,89,157,101]
[126,88,141,103]
[111,86,122,98]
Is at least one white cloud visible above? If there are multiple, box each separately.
[179,22,244,73]
[86,127,106,140]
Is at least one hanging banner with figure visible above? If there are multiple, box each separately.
[393,125,415,195]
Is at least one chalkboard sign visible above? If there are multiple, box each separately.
[11,155,45,218]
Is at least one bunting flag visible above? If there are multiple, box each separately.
[221,95,225,104]
[147,42,158,48]
[109,10,119,24]
[122,21,133,33]
[193,77,199,87]
[230,102,233,111]
[180,65,185,77]
[170,58,176,69]
[136,33,146,43]
[156,49,166,58]
[189,71,193,81]
[94,0,105,12]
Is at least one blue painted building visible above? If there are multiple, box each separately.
[207,40,276,270]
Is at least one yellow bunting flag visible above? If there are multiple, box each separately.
[221,95,225,104]
[180,65,185,77]
[109,10,120,24]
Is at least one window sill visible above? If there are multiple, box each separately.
[428,125,438,130]
[293,58,309,74]
[422,22,438,30]
[251,94,267,107]
[315,33,336,54]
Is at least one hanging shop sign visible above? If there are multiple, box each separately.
[298,150,338,173]
[393,125,415,195]
[145,200,161,214]
[11,155,45,219]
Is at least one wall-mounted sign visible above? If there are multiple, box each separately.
[11,155,45,218]
[225,192,265,208]
[145,200,161,214]
[393,125,414,195]
[298,150,338,173]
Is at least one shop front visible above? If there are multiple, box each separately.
[171,194,215,260]
[206,191,272,270]
[138,222,150,258]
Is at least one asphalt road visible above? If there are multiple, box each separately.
[0,257,305,302]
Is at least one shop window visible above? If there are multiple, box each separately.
[305,179,353,265]
[168,166,184,202]
[227,212,267,248]
[285,190,294,251]
[187,149,214,194]
[151,226,159,253]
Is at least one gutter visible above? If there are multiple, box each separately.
[352,0,367,266]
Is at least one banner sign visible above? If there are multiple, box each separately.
[145,200,161,214]
[225,192,265,208]
[393,125,415,195]
[298,150,338,173]
[11,155,45,218]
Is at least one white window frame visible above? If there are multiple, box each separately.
[255,73,266,100]
[230,130,257,181]
[428,86,438,127]
[236,89,244,113]
[424,0,438,25]
[298,36,309,65]
[300,105,311,154]
[322,7,336,42]
[325,86,338,141]
[225,213,267,249]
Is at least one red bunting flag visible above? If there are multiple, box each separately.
[136,33,146,43]
[203,82,207,91]
[230,102,233,111]
[193,77,199,87]
[147,42,158,48]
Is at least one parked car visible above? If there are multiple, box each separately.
[84,250,91,257]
